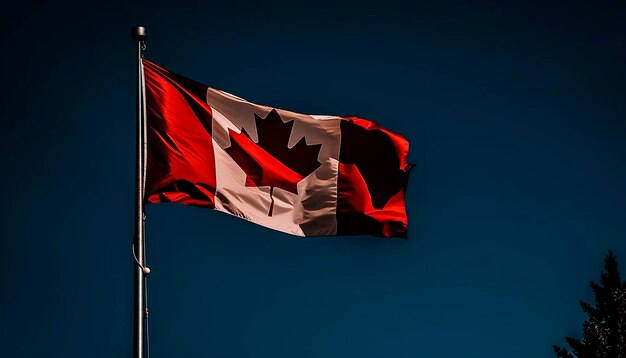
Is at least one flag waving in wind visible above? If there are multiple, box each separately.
[143,60,413,238]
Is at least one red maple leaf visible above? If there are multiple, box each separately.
[224,109,322,216]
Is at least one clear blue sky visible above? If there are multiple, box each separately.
[1,1,625,357]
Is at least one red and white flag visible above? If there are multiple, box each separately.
[143,60,413,238]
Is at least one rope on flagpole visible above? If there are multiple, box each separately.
[131,242,152,358]
[132,244,151,275]
[144,268,151,358]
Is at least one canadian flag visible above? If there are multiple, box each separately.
[143,60,413,238]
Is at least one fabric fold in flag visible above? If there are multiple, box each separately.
[143,59,413,238]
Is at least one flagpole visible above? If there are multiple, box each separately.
[131,25,147,358]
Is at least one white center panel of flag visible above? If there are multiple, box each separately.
[208,88,341,236]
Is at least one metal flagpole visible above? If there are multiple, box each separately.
[131,26,149,358]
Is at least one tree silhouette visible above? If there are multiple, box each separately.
[554,250,626,357]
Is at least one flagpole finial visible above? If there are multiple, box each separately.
[131,26,147,41]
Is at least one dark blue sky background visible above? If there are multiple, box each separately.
[1,1,625,357]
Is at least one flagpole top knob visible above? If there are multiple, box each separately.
[131,26,147,41]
